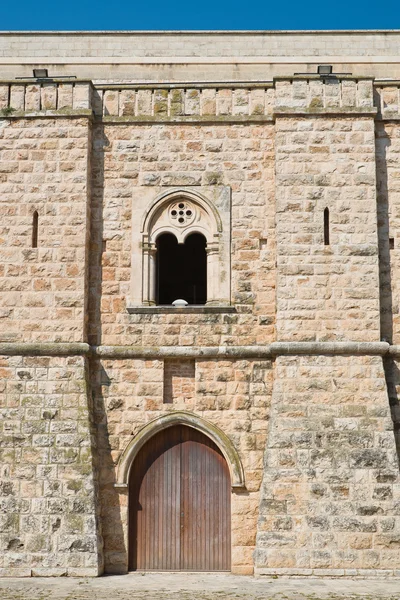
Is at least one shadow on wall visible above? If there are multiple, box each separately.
[376,122,393,345]
[90,359,128,574]
[376,121,400,469]
[88,115,128,573]
[88,120,108,347]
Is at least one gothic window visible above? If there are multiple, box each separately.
[156,232,207,305]
[129,189,231,308]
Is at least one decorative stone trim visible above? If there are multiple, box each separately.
[0,341,393,358]
[270,341,390,356]
[0,78,397,122]
[0,80,93,114]
[93,345,274,359]
[0,342,90,356]
[100,115,274,124]
[114,411,246,491]
[130,186,231,307]
[126,305,236,314]
[274,76,376,115]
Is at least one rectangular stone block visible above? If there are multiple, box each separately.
[250,89,265,115]
[341,80,357,107]
[200,88,216,116]
[119,90,136,116]
[217,89,232,115]
[0,84,8,109]
[153,89,168,116]
[25,85,40,112]
[233,89,249,115]
[136,89,152,115]
[170,89,184,116]
[57,84,73,110]
[357,80,374,108]
[41,84,57,110]
[185,89,200,115]
[73,83,91,110]
[9,85,24,110]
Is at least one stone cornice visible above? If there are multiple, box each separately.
[0,342,90,356]
[0,341,394,359]
[1,78,398,121]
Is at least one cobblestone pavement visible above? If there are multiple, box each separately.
[1,573,400,600]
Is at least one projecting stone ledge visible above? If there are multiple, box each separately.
[0,341,393,358]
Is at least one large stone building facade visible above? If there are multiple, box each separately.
[2,30,400,577]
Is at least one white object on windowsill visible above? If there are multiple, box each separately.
[172,299,188,307]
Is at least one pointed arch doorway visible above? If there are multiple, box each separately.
[129,424,231,571]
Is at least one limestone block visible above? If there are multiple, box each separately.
[0,85,8,109]
[265,87,275,116]
[233,89,249,115]
[73,83,91,110]
[308,79,324,110]
[103,90,119,116]
[341,80,357,107]
[275,80,292,107]
[119,90,136,116]
[250,89,265,116]
[324,79,340,108]
[170,89,184,116]
[217,89,232,115]
[357,80,374,108]
[91,89,103,116]
[381,87,399,117]
[185,89,200,115]
[23,85,40,112]
[136,90,152,116]
[153,89,168,116]
[9,85,25,111]
[200,88,216,116]
[292,80,308,108]
[57,84,74,110]
[41,84,57,110]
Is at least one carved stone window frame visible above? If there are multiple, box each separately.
[128,186,231,310]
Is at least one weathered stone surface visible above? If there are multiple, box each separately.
[1,63,400,579]
[0,355,101,575]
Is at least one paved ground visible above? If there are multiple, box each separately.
[1,573,400,600]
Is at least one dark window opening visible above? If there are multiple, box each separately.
[156,232,207,305]
[32,211,38,248]
[324,208,330,246]
[390,237,395,250]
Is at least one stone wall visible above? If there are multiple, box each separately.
[0,354,101,576]
[275,115,379,342]
[1,72,400,578]
[256,354,400,576]
[91,357,272,574]
[89,121,276,347]
[0,116,91,343]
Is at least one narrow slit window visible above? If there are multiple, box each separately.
[324,208,330,246]
[32,211,38,248]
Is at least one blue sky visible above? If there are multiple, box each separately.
[1,0,399,30]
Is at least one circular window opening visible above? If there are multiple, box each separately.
[168,200,197,227]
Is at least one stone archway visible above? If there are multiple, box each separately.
[115,411,245,490]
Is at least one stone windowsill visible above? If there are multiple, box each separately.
[127,305,236,314]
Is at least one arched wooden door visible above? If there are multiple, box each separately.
[129,425,231,571]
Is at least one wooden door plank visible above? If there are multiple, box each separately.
[129,424,231,571]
